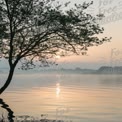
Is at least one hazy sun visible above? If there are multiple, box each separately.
[55,55,61,59]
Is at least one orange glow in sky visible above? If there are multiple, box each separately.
[56,0,122,67]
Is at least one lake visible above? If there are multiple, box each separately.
[0,72,122,122]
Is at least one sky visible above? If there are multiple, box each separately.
[55,0,122,69]
[0,0,122,69]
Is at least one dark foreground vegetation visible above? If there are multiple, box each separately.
[0,114,65,122]
[0,117,64,122]
[0,98,65,122]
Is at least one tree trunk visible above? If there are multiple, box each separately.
[0,66,15,94]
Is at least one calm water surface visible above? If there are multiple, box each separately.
[0,72,122,122]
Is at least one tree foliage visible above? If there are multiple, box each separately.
[0,0,110,69]
[0,0,110,94]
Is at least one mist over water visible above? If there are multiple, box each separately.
[1,72,122,122]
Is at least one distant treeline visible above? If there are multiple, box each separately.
[97,66,122,74]
[1,66,122,74]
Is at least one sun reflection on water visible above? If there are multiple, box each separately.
[56,83,61,97]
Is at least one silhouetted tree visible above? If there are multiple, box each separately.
[0,0,110,94]
[0,98,15,122]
